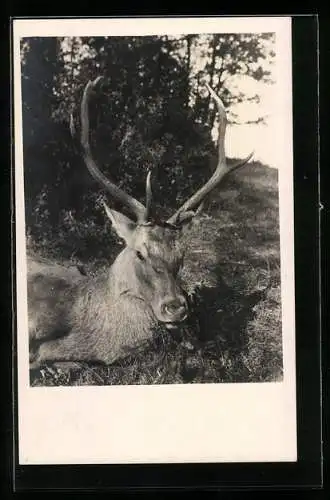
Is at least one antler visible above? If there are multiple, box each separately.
[167,82,254,225]
[77,76,152,224]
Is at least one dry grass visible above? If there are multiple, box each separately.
[29,161,283,386]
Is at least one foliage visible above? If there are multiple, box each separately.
[20,34,275,240]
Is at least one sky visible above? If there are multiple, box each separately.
[221,75,277,168]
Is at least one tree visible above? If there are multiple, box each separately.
[21,37,64,228]
[20,33,275,248]
[186,33,275,126]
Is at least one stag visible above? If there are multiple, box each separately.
[27,77,253,369]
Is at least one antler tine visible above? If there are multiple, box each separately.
[145,170,153,221]
[79,76,148,223]
[167,82,254,225]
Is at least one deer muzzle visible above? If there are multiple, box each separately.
[159,296,188,327]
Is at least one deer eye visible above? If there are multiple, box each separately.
[136,250,145,261]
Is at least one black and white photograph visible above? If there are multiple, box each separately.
[14,17,297,465]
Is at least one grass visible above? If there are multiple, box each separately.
[29,160,283,386]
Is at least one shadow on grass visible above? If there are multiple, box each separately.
[178,270,279,384]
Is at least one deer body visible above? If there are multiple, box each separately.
[27,77,253,370]
[29,267,157,367]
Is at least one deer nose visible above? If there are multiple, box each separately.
[162,297,188,322]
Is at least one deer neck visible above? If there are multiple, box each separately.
[108,247,142,300]
[101,247,157,351]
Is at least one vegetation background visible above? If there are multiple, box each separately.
[20,34,282,386]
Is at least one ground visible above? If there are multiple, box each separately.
[28,161,283,386]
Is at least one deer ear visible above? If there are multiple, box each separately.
[103,203,136,243]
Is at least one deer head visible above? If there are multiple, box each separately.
[72,76,253,330]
